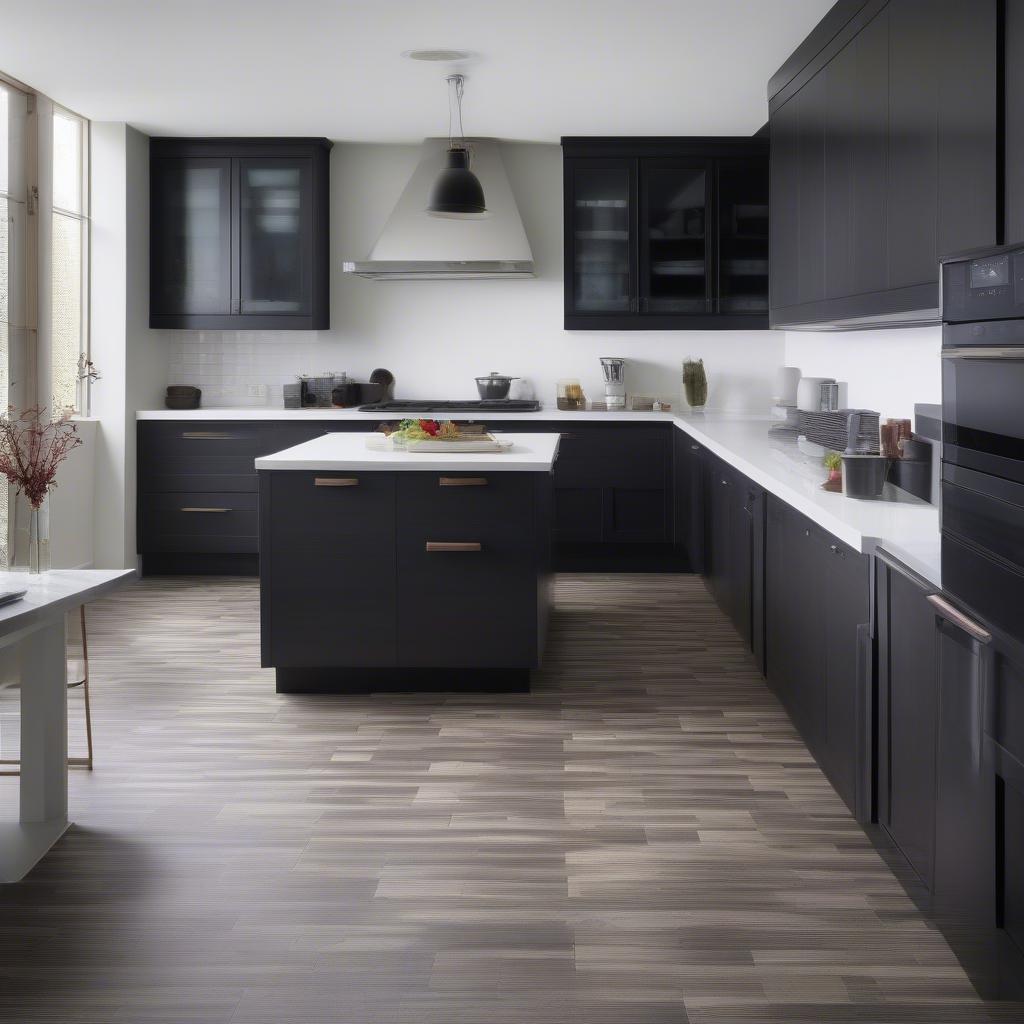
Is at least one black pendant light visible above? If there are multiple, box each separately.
[427,74,487,218]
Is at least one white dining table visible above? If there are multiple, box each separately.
[0,568,134,882]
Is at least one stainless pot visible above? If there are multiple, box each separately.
[475,372,518,400]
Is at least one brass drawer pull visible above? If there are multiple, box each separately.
[425,541,482,553]
[315,477,359,487]
[439,476,488,487]
[180,507,231,513]
[181,431,240,440]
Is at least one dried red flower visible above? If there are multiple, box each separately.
[0,407,83,509]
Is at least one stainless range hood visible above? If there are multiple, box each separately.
[343,139,534,280]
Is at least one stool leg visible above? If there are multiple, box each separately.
[80,606,92,770]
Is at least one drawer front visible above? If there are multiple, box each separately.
[396,474,539,668]
[139,492,258,553]
[396,471,536,532]
[261,471,397,667]
[139,422,326,493]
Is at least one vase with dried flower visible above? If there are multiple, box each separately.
[823,451,843,493]
[682,358,708,412]
[0,408,82,573]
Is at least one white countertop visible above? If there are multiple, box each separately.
[255,431,560,472]
[139,405,941,585]
[138,406,675,422]
[672,413,941,585]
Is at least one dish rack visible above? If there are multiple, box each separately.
[799,409,880,455]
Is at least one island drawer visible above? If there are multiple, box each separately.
[137,492,259,553]
[396,472,536,531]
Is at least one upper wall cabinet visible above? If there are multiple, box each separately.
[561,138,769,331]
[768,0,998,329]
[150,138,332,330]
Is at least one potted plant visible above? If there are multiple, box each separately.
[0,408,82,572]
[823,451,843,493]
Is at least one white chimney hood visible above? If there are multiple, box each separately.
[343,139,534,280]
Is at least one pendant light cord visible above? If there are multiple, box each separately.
[446,74,465,149]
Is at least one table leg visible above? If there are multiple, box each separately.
[0,618,69,881]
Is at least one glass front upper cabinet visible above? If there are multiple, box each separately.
[238,158,313,316]
[149,139,330,330]
[567,161,634,315]
[640,161,709,315]
[562,139,769,330]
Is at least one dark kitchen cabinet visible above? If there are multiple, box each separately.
[259,468,551,689]
[395,473,543,668]
[933,609,999,996]
[493,421,674,567]
[1006,0,1024,244]
[768,0,997,328]
[765,496,869,817]
[562,137,769,330]
[136,420,329,574]
[259,471,398,668]
[673,432,706,573]
[150,138,331,330]
[703,455,765,661]
[875,552,939,891]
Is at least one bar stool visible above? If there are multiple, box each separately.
[0,605,93,774]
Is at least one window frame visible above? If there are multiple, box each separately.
[49,102,90,417]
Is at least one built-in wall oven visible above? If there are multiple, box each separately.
[941,244,1024,641]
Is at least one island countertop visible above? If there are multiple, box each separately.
[254,431,560,472]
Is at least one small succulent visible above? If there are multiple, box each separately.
[823,451,842,471]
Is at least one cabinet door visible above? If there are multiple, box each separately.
[934,616,998,995]
[260,471,397,667]
[237,157,314,316]
[877,559,939,889]
[822,538,869,816]
[708,464,734,618]
[396,473,539,668]
[639,160,710,315]
[824,7,888,301]
[732,477,753,649]
[888,0,996,289]
[150,157,232,316]
[791,522,827,750]
[673,433,706,573]
[1007,0,1024,244]
[565,159,635,316]
[770,98,801,311]
[717,157,768,316]
[766,497,796,705]
[796,70,827,306]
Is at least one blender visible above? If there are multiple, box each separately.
[600,357,627,410]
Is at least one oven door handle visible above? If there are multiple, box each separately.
[942,347,1024,360]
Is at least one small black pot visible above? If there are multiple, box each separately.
[475,373,517,400]
[842,455,890,499]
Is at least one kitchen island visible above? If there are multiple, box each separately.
[255,432,558,692]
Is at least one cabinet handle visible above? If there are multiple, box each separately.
[315,477,359,487]
[926,593,992,644]
[180,506,231,513]
[829,543,845,556]
[439,477,488,487]
[720,478,729,486]
[425,541,482,553]
[182,431,240,440]
[690,444,700,452]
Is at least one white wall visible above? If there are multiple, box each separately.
[783,325,941,420]
[167,142,785,413]
[90,123,166,568]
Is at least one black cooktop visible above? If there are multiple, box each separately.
[358,399,541,413]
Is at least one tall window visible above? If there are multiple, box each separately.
[50,106,88,416]
[0,81,29,566]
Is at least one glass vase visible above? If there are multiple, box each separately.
[28,499,50,574]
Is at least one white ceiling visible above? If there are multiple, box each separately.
[0,0,832,142]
